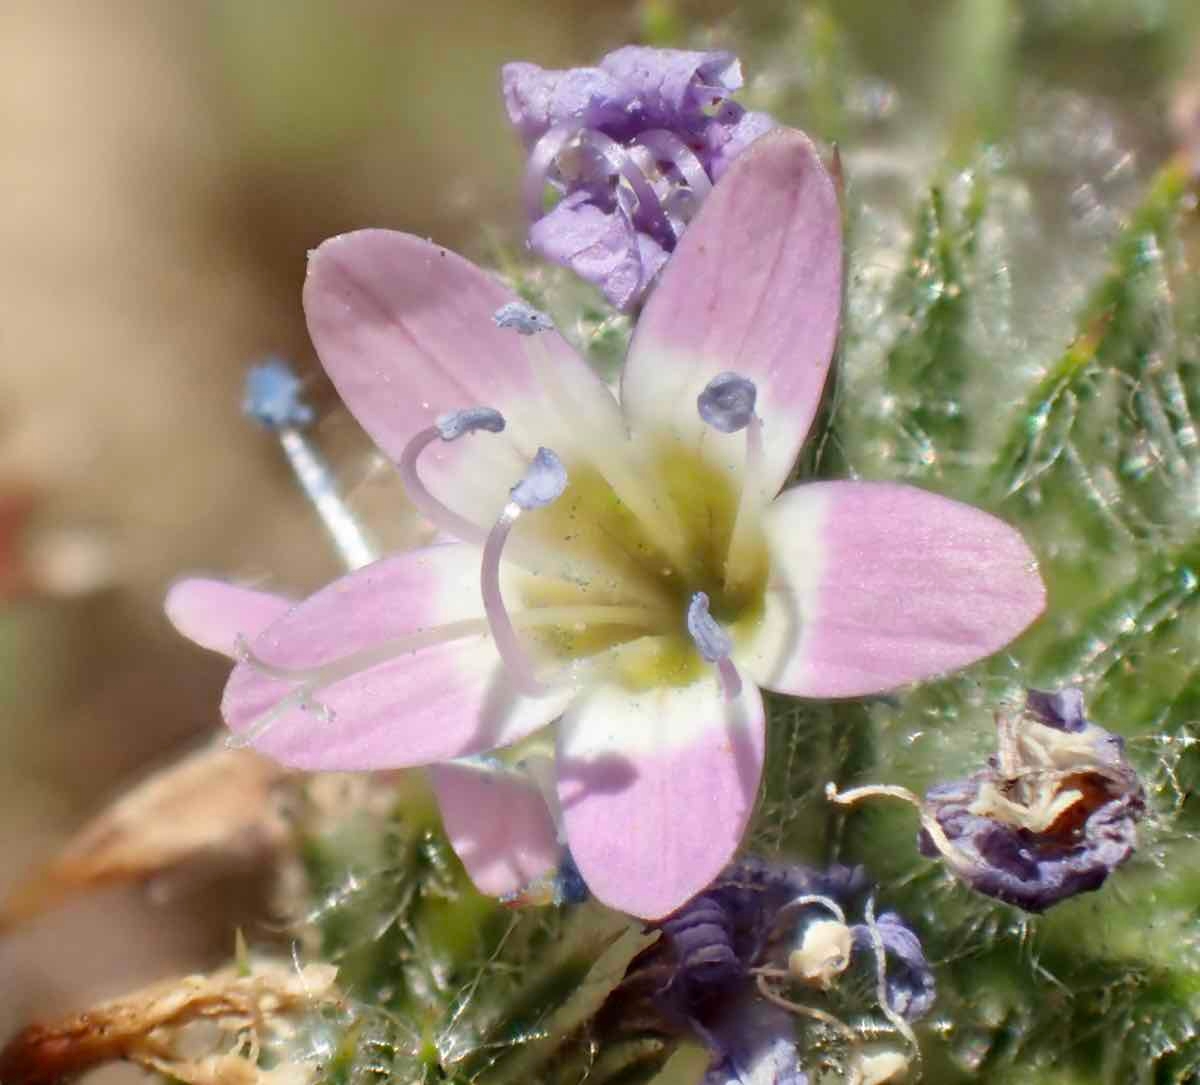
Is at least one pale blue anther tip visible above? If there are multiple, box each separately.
[687,591,732,662]
[511,447,568,510]
[493,301,555,335]
[436,407,506,441]
[698,371,757,433]
[243,358,315,431]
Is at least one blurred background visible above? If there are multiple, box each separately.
[1,0,1199,1070]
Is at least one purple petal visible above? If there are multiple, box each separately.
[703,106,778,181]
[621,129,842,500]
[528,193,651,311]
[920,784,1143,912]
[221,544,573,770]
[599,46,743,134]
[918,701,1144,911]
[502,61,624,147]
[703,998,808,1085]
[1026,687,1088,732]
[427,760,560,899]
[556,670,764,920]
[850,912,936,1021]
[303,230,619,536]
[744,482,1045,698]
[165,579,293,657]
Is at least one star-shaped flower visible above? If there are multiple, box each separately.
[166,129,1044,919]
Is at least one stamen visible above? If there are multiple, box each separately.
[523,124,580,220]
[686,591,742,700]
[774,892,848,928]
[696,372,767,595]
[482,448,570,697]
[862,897,921,1078]
[581,128,675,245]
[825,782,979,891]
[514,750,567,844]
[244,359,377,572]
[631,129,713,201]
[397,407,507,545]
[752,972,863,1061]
[228,601,665,749]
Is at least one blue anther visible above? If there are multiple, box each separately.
[435,407,506,441]
[493,301,556,335]
[510,448,568,510]
[243,358,315,430]
[698,372,757,433]
[687,592,733,662]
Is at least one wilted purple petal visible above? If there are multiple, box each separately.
[705,106,779,181]
[502,61,623,146]
[850,912,936,1022]
[1025,687,1087,732]
[703,999,808,1085]
[599,46,742,135]
[528,192,649,310]
[653,857,868,1020]
[918,693,1145,912]
[920,785,1142,912]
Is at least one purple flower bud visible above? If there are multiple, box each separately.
[640,856,925,1085]
[502,45,777,310]
[918,689,1144,912]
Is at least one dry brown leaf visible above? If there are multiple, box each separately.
[1,740,293,930]
[0,959,339,1085]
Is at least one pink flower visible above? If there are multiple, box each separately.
[165,129,1044,920]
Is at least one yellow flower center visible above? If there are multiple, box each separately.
[513,437,769,690]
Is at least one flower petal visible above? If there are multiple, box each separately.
[501,61,623,147]
[303,230,622,533]
[556,666,764,919]
[620,128,842,498]
[164,578,292,657]
[598,46,742,132]
[428,760,560,899]
[528,193,665,311]
[222,544,573,770]
[741,482,1045,698]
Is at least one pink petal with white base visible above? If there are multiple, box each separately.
[740,482,1045,698]
[222,544,573,771]
[620,129,842,498]
[165,579,292,657]
[556,667,764,919]
[428,761,560,899]
[304,230,624,534]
